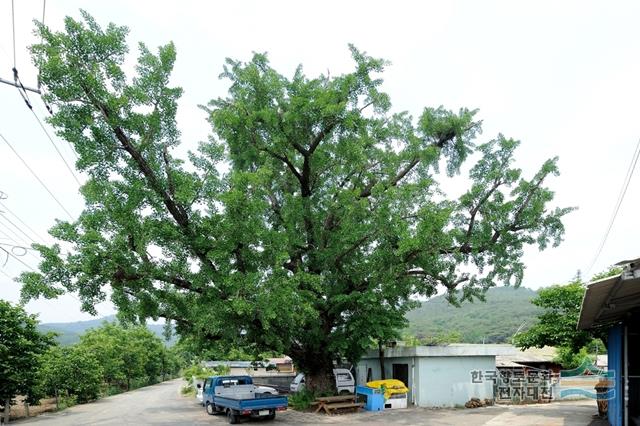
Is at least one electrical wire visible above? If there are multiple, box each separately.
[30,108,81,179]
[0,132,74,220]
[0,227,19,244]
[0,212,38,245]
[1,246,35,270]
[0,200,48,242]
[0,268,13,279]
[0,219,27,246]
[586,138,640,275]
[0,224,40,264]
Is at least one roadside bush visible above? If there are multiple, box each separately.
[180,385,196,397]
[182,364,230,386]
[38,346,103,403]
[288,389,316,411]
[58,394,78,410]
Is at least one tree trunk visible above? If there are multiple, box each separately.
[378,341,386,380]
[3,398,10,424]
[294,342,337,395]
[307,366,336,395]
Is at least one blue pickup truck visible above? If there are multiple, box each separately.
[201,375,288,424]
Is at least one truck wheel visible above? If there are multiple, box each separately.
[205,402,215,415]
[227,409,238,424]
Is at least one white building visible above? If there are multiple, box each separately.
[356,344,514,407]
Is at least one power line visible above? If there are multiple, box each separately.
[30,108,81,179]
[0,200,48,242]
[0,225,40,263]
[6,0,80,177]
[0,132,74,220]
[1,245,35,271]
[0,219,26,246]
[0,211,38,245]
[586,138,640,275]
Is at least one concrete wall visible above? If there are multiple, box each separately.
[356,357,417,404]
[417,356,494,407]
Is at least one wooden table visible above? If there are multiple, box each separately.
[312,395,364,415]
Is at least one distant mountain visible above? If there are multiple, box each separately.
[405,286,541,344]
[38,315,176,346]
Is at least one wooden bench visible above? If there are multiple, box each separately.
[312,395,364,415]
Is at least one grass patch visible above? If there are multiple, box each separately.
[181,385,196,397]
[288,390,317,410]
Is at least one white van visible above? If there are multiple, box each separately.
[289,368,355,394]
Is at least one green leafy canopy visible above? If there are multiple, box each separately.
[20,11,572,386]
[0,301,54,408]
[513,266,621,366]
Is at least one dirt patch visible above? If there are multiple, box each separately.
[9,396,58,421]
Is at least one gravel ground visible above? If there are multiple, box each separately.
[15,379,608,425]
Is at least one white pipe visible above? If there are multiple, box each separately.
[411,360,416,405]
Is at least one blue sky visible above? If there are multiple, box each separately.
[1,0,640,322]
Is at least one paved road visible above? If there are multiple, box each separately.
[17,379,211,425]
[17,379,607,425]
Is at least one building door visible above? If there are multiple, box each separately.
[392,363,409,387]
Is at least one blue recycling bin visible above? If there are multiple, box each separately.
[356,385,385,411]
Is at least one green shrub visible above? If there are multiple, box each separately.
[288,389,316,410]
[181,385,196,397]
[58,394,78,410]
[182,364,230,385]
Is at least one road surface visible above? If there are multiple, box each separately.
[18,379,210,425]
[17,379,606,425]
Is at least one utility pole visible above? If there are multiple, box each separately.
[0,76,41,95]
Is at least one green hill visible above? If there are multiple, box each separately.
[405,286,541,344]
[38,315,176,346]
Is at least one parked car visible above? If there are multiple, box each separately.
[289,368,355,394]
[255,385,279,395]
[202,375,287,423]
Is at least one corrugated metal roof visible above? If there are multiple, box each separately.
[578,272,640,330]
[496,346,557,366]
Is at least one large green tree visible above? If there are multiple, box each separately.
[0,301,53,422]
[21,12,571,390]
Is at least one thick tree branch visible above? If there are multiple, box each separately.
[113,268,204,295]
[359,156,420,198]
[335,234,370,269]
[459,179,503,253]
[80,83,217,274]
